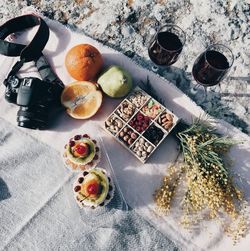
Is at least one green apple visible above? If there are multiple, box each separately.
[97,65,133,98]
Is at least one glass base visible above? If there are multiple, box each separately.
[151,65,159,72]
[190,83,200,94]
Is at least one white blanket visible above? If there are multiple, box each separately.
[0,11,249,251]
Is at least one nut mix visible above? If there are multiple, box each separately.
[128,91,149,108]
[104,87,179,163]
[132,137,154,160]
[157,111,174,131]
[142,99,163,119]
[105,115,124,135]
[116,100,135,121]
[143,124,165,146]
[118,126,138,146]
[129,112,151,133]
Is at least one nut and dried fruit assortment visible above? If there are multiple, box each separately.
[141,99,163,119]
[104,87,179,163]
[105,115,124,135]
[129,112,151,133]
[128,90,149,108]
[143,124,165,146]
[115,100,136,121]
[157,111,174,131]
[118,126,138,146]
[131,137,154,161]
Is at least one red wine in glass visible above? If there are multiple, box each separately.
[148,24,185,67]
[192,44,234,87]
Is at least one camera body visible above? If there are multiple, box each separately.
[5,75,20,104]
[4,75,55,129]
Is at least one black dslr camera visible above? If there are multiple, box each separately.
[4,75,56,129]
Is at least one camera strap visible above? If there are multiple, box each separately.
[0,14,64,96]
[0,14,49,62]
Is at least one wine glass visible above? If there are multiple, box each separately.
[191,44,234,98]
[148,24,186,71]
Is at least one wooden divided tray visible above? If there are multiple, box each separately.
[104,86,179,163]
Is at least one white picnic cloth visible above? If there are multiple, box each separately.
[0,11,249,251]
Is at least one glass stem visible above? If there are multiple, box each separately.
[202,86,208,103]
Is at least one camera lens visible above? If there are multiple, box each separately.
[17,105,48,129]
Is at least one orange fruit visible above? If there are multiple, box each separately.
[65,44,103,81]
[61,81,103,119]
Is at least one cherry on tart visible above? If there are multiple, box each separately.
[62,134,100,171]
[83,179,101,198]
[72,143,89,158]
[87,183,100,195]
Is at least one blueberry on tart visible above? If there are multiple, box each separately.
[73,168,115,208]
[63,134,100,171]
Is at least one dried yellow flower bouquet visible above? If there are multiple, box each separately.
[154,118,248,244]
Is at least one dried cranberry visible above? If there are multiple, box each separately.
[94,155,99,160]
[106,194,111,200]
[78,177,84,183]
[109,185,113,191]
[136,126,141,132]
[69,141,75,147]
[137,113,144,121]
[93,140,97,144]
[95,147,99,152]
[100,202,105,206]
[74,185,81,192]
[74,135,81,140]
[83,134,90,138]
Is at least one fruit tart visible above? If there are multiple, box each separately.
[63,134,100,171]
[73,168,115,208]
